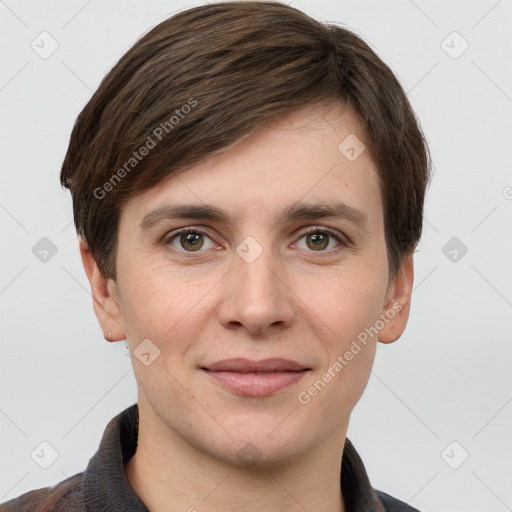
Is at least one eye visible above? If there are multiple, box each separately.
[165,228,216,252]
[295,227,345,252]
[164,226,347,254]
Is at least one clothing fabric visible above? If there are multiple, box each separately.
[0,403,420,511]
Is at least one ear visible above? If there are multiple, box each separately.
[378,251,414,344]
[79,239,126,342]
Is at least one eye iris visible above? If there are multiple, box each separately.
[180,232,203,251]
[307,232,328,250]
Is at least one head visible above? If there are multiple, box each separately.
[62,1,431,466]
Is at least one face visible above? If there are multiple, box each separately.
[84,102,413,467]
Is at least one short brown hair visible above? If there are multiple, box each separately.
[60,0,432,281]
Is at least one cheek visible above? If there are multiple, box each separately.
[296,263,385,343]
[294,267,384,402]
[119,263,215,358]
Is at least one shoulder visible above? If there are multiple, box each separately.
[0,473,84,512]
[375,489,422,511]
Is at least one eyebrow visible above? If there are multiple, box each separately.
[139,201,369,233]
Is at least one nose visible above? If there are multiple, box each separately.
[216,245,296,337]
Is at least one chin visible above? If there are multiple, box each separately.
[199,420,311,469]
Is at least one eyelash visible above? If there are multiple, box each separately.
[163,226,349,256]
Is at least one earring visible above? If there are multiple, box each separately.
[107,331,112,341]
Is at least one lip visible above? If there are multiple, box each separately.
[201,358,311,396]
[203,358,309,373]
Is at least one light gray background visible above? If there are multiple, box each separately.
[1,1,511,510]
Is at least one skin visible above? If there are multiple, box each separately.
[81,101,414,512]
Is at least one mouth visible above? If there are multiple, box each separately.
[201,358,311,396]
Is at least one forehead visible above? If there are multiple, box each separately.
[120,103,384,232]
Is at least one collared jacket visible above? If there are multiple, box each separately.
[0,404,420,511]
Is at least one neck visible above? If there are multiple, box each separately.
[125,402,347,512]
